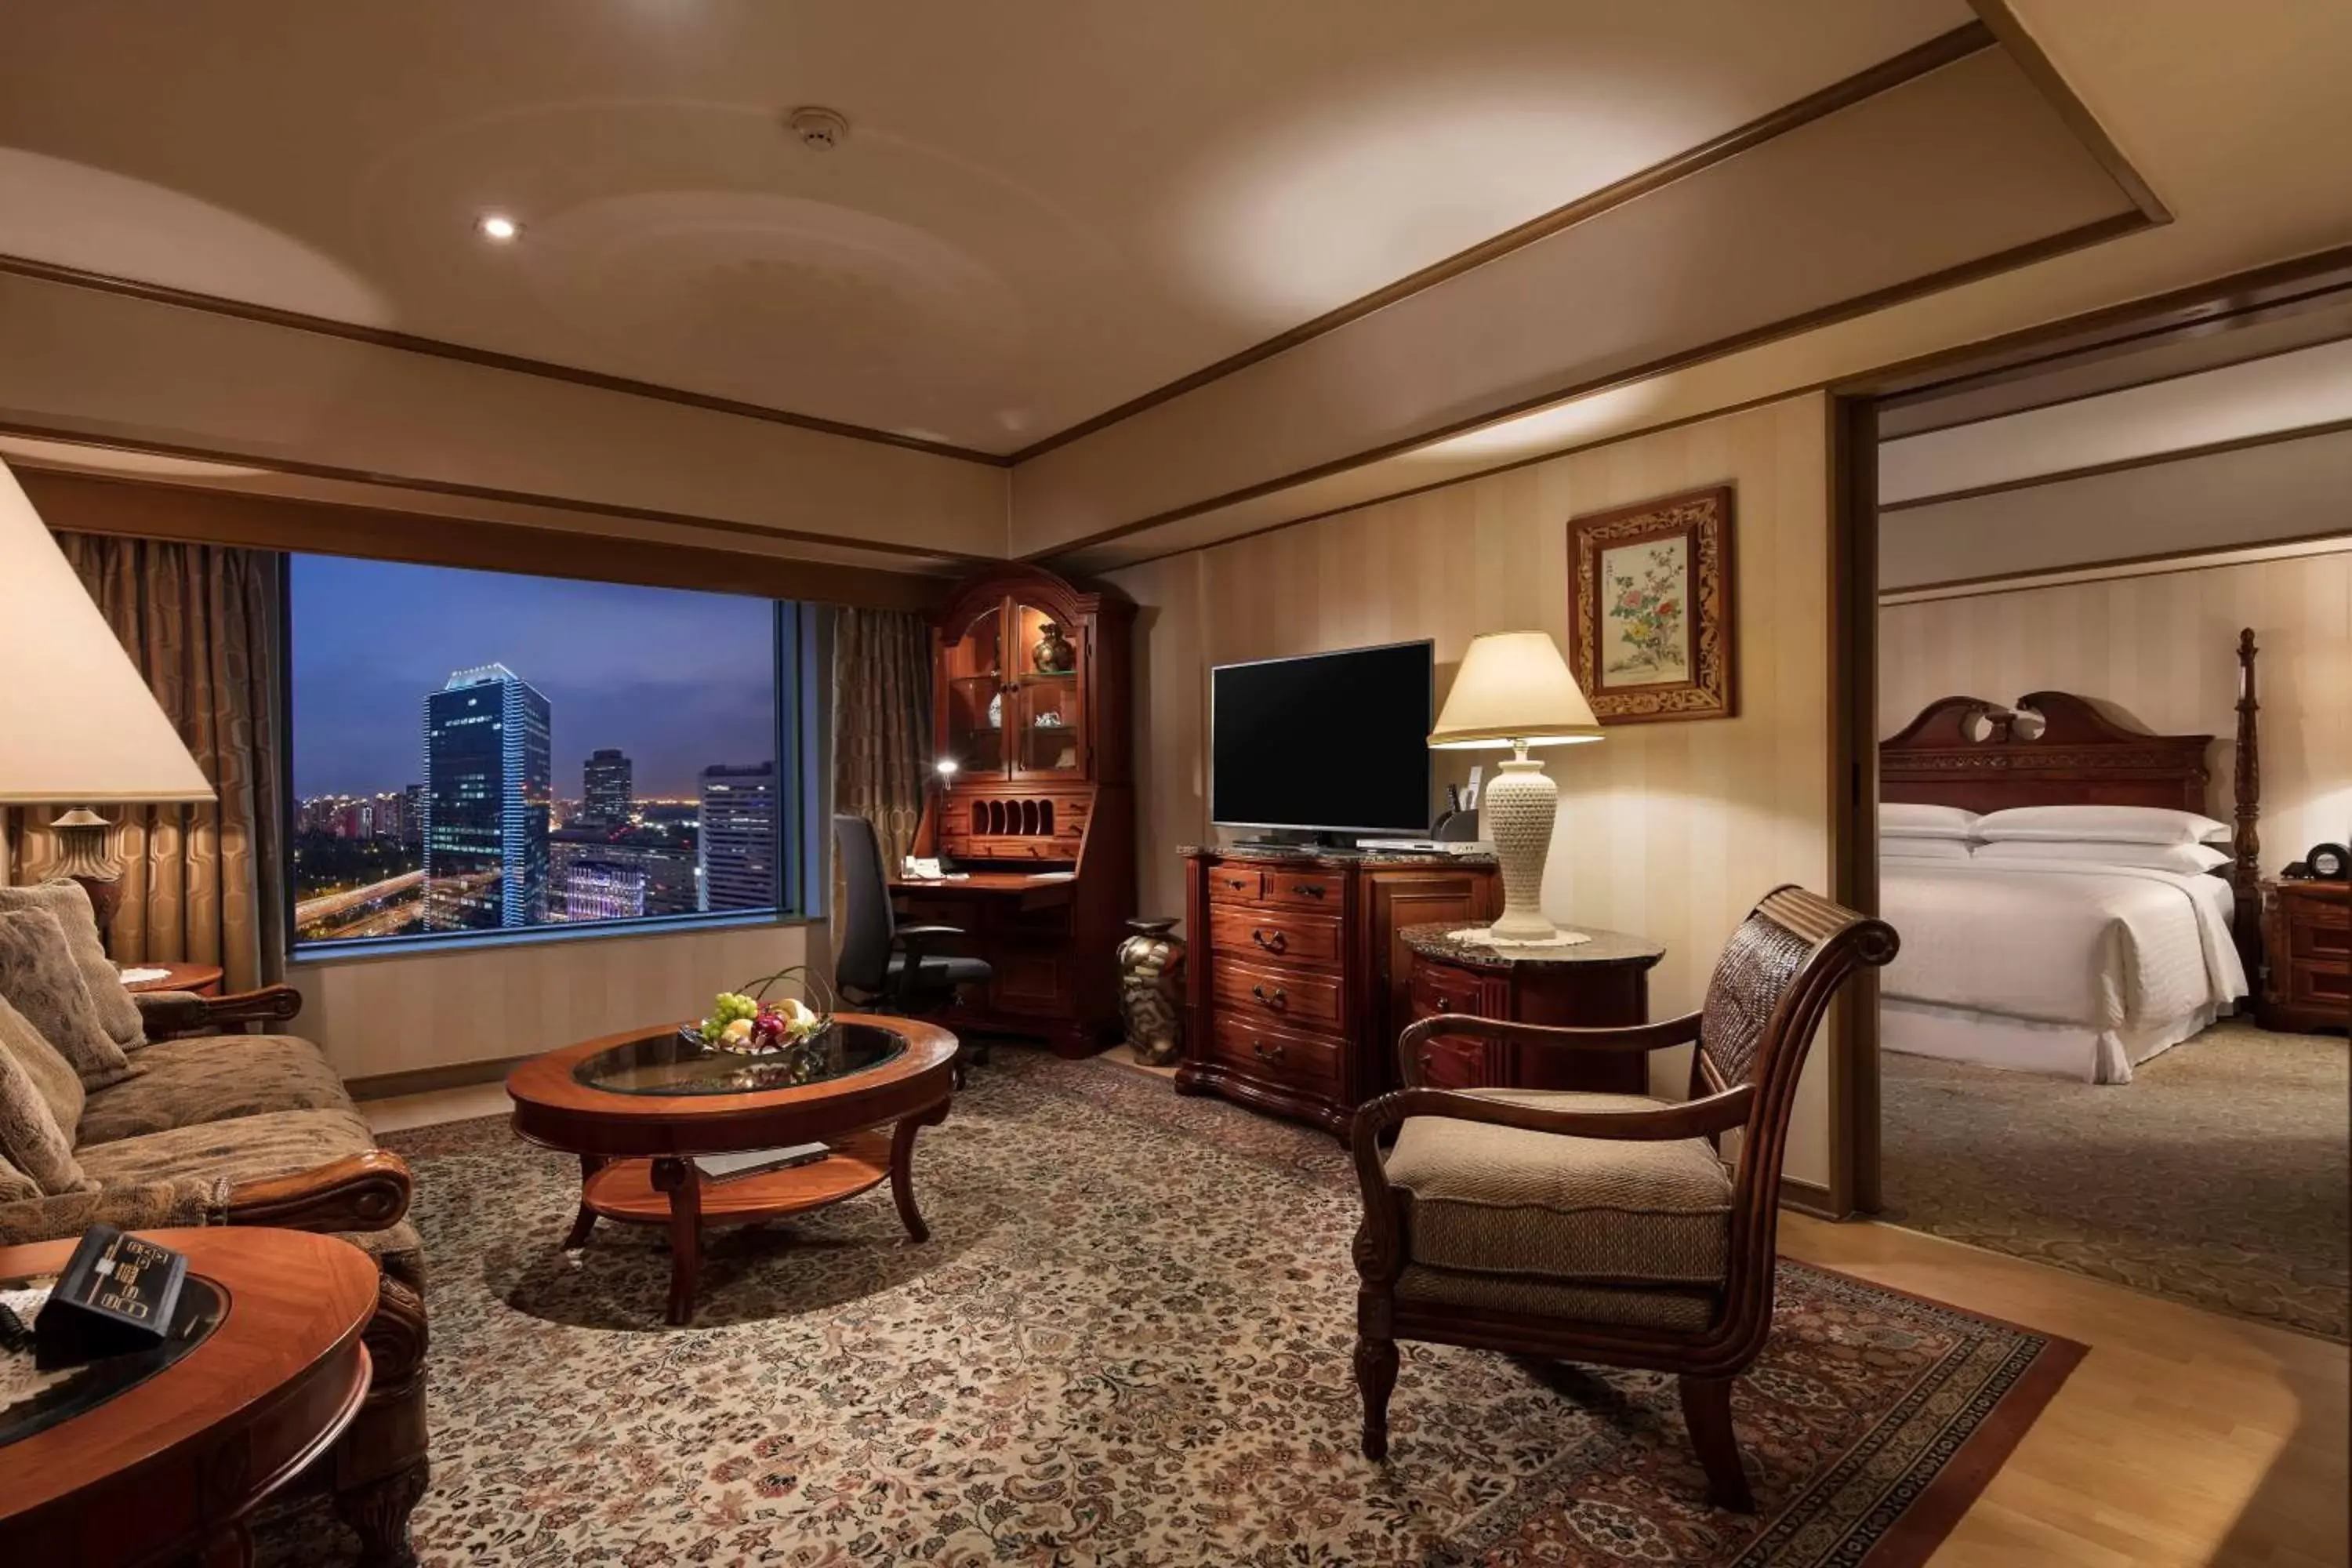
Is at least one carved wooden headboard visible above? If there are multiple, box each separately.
[1879,630,2265,954]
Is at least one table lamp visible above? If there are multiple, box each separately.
[1428,630,1602,945]
[0,459,214,942]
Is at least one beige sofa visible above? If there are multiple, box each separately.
[0,948,427,1565]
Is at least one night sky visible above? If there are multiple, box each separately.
[291,557,779,800]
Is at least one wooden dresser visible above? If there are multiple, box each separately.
[1399,922,1667,1094]
[2258,880,2348,1034]
[1176,847,1497,1135]
[895,564,1135,1057]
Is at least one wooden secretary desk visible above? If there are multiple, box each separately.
[898,564,1135,1056]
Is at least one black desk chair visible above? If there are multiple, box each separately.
[833,814,993,1081]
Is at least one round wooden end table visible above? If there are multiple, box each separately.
[0,1227,378,1567]
[117,960,225,997]
[506,1014,959,1326]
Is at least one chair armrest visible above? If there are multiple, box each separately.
[135,984,304,1040]
[223,1149,412,1233]
[888,925,967,1007]
[1396,1011,1701,1087]
[1348,1083,1752,1287]
[893,924,966,950]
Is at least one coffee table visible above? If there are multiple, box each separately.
[0,1227,378,1566]
[506,1014,959,1325]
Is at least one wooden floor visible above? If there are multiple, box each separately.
[365,1067,2349,1567]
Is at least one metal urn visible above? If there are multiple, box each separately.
[1116,917,1186,1066]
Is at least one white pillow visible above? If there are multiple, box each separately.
[1974,839,2233,874]
[1881,803,1981,835]
[1974,804,2229,846]
[1881,837,1972,861]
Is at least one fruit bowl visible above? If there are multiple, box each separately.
[684,966,837,1058]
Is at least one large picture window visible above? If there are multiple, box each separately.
[287,557,800,953]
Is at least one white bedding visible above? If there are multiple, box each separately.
[1879,860,2247,1083]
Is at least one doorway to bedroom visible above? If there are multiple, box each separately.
[1831,261,2352,1343]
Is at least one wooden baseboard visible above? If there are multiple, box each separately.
[1779,1175,1846,1220]
[344,1054,529,1104]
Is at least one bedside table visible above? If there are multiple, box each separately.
[1399,921,1667,1094]
[117,960,224,997]
[2258,880,2348,1034]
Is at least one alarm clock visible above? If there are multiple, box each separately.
[2291,841,2349,880]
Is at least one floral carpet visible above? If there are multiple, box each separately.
[1882,1018,2349,1341]
[261,1051,2079,1566]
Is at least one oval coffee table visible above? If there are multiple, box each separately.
[506,1014,958,1326]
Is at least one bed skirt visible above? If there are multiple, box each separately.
[1882,999,2223,1084]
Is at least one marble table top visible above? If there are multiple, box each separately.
[1401,920,1665,970]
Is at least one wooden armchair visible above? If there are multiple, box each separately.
[1350,885,1896,1512]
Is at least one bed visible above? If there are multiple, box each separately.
[1877,636,2263,1083]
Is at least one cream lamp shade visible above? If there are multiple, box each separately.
[0,456,214,804]
[1430,630,1602,749]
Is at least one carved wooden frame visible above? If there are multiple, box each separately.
[1566,485,1737,723]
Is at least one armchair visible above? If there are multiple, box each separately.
[1350,885,1896,1512]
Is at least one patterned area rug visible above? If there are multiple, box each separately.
[1882,1017,2349,1341]
[261,1053,2080,1566]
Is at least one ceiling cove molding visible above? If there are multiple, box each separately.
[0,419,994,566]
[1881,529,2352,605]
[1004,20,2000,463]
[1964,0,2170,224]
[0,251,1013,470]
[1876,414,2352,514]
[1030,209,2152,565]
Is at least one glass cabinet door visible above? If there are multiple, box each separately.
[1010,600,1083,778]
[942,605,1004,775]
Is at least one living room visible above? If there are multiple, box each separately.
[2,5,2347,1566]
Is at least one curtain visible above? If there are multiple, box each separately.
[13,533,286,990]
[830,608,933,942]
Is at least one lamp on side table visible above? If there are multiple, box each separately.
[1428,630,1602,946]
[0,459,215,949]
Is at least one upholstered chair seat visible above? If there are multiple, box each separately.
[77,1033,354,1145]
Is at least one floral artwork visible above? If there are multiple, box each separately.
[1567,485,1736,723]
[1599,538,1690,686]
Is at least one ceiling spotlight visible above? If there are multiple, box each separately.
[786,106,849,152]
[477,213,521,242]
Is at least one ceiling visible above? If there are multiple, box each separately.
[0,0,1975,456]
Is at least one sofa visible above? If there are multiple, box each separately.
[0,882,426,1566]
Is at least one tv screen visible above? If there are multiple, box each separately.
[1211,641,1433,835]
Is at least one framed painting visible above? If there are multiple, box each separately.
[1566,485,1736,724]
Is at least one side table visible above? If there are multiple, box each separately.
[118,960,225,998]
[0,1227,378,1566]
[1399,921,1668,1094]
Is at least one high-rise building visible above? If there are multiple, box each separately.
[423,663,551,931]
[697,761,778,913]
[564,859,648,923]
[401,783,423,848]
[583,747,633,826]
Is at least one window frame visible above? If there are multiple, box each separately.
[278,554,814,963]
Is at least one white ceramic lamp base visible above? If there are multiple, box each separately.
[1482,749,1562,943]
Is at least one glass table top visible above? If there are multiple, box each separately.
[573,1020,907,1097]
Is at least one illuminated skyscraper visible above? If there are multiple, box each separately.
[583,747,633,826]
[423,664,551,931]
[564,859,648,923]
[696,761,778,913]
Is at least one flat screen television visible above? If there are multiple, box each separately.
[1210,640,1433,837]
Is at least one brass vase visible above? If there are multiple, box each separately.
[1116,918,1186,1066]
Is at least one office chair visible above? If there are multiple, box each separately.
[833,814,993,1081]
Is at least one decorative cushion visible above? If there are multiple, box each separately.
[78,1035,353,1147]
[0,1149,37,1206]
[0,1018,93,1196]
[0,1174,212,1247]
[0,880,143,1050]
[1385,1089,1733,1288]
[1396,1264,1720,1331]
[0,988,84,1139]
[0,908,141,1091]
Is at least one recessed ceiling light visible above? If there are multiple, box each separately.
[477,213,521,242]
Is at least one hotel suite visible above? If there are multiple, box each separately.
[0,5,2345,1566]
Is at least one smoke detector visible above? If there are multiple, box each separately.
[786,107,849,152]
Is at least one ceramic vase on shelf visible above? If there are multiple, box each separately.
[1116,918,1186,1066]
[1032,622,1075,674]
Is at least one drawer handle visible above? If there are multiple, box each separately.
[1252,1039,1287,1063]
[1251,984,1287,1007]
[1225,877,1249,891]
[1432,996,1452,1013]
[1250,927,1285,952]
[1291,883,1326,898]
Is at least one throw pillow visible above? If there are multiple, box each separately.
[0,1148,38,1206]
[0,989,84,1142]
[0,880,145,1050]
[0,908,142,1091]
[0,1016,92,1196]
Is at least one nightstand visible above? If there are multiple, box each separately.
[2258,880,2348,1034]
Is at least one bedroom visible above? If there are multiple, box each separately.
[1864,330,2351,1341]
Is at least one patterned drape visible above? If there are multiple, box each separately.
[830,608,933,938]
[13,533,285,989]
